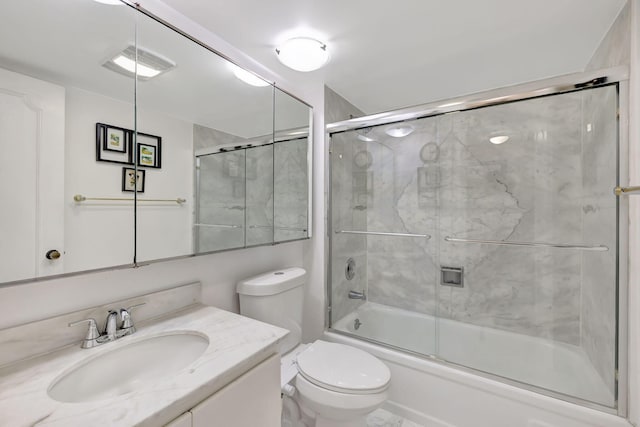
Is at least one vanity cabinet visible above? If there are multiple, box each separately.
[165,412,192,427]
[166,353,281,427]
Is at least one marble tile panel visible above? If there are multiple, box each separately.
[585,2,630,71]
[327,87,369,325]
[274,138,309,242]
[351,90,590,345]
[580,85,618,393]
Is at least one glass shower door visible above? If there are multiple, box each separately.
[436,84,619,407]
[329,121,439,356]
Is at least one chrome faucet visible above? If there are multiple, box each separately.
[69,303,146,349]
[104,310,119,341]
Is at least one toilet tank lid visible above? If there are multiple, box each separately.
[236,267,306,296]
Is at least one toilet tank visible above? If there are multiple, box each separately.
[236,267,306,354]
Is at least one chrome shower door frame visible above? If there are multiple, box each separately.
[326,66,630,417]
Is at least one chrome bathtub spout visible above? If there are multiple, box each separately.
[348,290,366,300]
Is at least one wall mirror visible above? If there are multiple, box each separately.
[0,0,312,286]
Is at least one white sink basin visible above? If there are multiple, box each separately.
[48,332,209,403]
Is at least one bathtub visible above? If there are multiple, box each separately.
[327,302,630,427]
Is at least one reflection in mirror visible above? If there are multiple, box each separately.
[135,9,274,260]
[195,151,246,252]
[246,144,275,247]
[0,0,136,283]
[273,89,312,242]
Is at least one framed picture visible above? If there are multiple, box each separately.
[96,123,133,165]
[104,126,126,152]
[122,167,145,193]
[136,132,162,168]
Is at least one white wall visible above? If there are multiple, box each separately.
[0,243,304,330]
[65,87,194,270]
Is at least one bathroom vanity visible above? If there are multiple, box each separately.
[0,284,287,426]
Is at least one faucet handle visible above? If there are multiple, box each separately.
[120,302,146,332]
[68,318,100,348]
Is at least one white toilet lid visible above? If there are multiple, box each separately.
[296,340,390,394]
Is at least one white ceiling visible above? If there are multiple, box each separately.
[161,0,627,114]
[0,0,308,138]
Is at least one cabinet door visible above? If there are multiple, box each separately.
[191,354,281,427]
[165,411,192,427]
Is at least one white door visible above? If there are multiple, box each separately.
[0,67,65,282]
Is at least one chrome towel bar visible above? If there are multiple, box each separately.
[74,194,186,204]
[336,230,431,239]
[194,223,242,229]
[444,236,608,252]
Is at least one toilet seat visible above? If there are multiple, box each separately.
[295,340,390,394]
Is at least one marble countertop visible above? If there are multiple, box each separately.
[0,304,288,426]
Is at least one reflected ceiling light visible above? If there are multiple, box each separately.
[385,125,414,138]
[93,0,123,4]
[230,64,270,87]
[276,37,329,72]
[356,127,376,142]
[489,135,509,145]
[103,46,175,81]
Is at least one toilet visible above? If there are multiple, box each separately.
[237,267,390,427]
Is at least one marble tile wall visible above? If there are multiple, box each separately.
[580,85,618,397]
[194,124,249,251]
[332,89,618,351]
[274,138,309,242]
[326,86,370,323]
[194,124,307,250]
[585,1,630,72]
[581,1,628,395]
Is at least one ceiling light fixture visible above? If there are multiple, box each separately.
[103,46,175,81]
[489,135,509,145]
[230,64,270,87]
[276,37,329,72]
[385,125,414,138]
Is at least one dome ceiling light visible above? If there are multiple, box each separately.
[276,37,329,72]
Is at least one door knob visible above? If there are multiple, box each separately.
[46,249,61,260]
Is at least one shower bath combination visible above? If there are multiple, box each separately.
[327,67,629,415]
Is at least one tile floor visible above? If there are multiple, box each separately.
[367,408,424,427]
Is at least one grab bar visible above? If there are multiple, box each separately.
[444,236,608,252]
[74,194,186,204]
[194,223,242,229]
[336,230,431,239]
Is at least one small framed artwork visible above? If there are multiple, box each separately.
[96,123,133,165]
[104,126,126,152]
[136,132,162,169]
[122,167,145,193]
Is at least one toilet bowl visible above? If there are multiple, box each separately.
[237,268,391,427]
[293,340,389,427]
